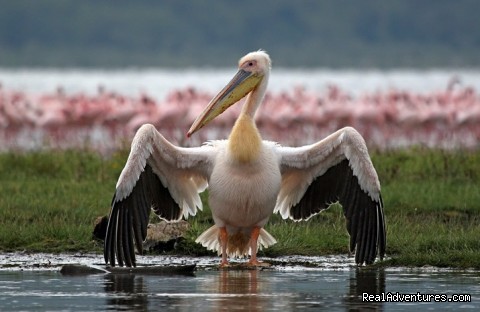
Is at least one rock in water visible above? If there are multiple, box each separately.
[92,216,109,240]
[144,220,190,252]
[93,217,190,253]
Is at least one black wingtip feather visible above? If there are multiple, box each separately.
[124,204,136,267]
[105,206,118,267]
[377,196,386,259]
[287,159,386,266]
[116,206,125,267]
[103,162,185,267]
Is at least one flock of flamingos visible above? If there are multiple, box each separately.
[0,78,479,152]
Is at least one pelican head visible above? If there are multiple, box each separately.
[187,50,271,137]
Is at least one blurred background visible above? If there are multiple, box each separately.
[1,0,479,68]
[1,0,480,150]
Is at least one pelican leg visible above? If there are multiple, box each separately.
[219,227,229,267]
[247,227,263,266]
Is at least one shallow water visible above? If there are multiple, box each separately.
[2,68,480,100]
[0,253,478,311]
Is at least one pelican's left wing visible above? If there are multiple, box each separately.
[104,124,216,267]
[275,127,386,265]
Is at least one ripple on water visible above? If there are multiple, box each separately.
[0,252,479,311]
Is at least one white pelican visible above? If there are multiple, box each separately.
[104,50,386,267]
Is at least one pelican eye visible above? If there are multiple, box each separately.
[243,60,255,68]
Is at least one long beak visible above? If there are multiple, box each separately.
[187,69,262,137]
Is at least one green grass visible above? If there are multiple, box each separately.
[0,148,479,268]
[0,149,127,252]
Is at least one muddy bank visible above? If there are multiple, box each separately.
[2,252,476,273]
[0,252,357,272]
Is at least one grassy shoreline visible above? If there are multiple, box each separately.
[0,148,479,268]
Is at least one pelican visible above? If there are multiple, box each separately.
[104,50,386,267]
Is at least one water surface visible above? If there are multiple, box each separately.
[0,263,478,311]
[1,68,480,100]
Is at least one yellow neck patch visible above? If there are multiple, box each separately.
[228,115,262,163]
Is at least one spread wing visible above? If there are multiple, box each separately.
[104,124,216,267]
[276,127,386,265]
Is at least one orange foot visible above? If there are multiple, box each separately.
[219,259,230,268]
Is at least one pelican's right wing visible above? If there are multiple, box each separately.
[104,124,217,267]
